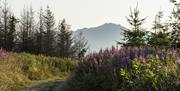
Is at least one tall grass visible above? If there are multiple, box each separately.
[0,52,77,91]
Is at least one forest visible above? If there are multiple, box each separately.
[0,0,88,58]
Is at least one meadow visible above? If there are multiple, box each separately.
[1,47,180,91]
[0,49,77,91]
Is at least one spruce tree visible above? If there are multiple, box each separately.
[6,15,17,51]
[122,5,147,47]
[28,7,36,53]
[34,7,44,54]
[18,7,35,53]
[0,17,3,48]
[57,19,73,58]
[169,0,180,48]
[148,11,171,48]
[43,6,55,56]
[1,0,11,50]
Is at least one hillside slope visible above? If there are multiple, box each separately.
[73,23,127,52]
[0,52,76,91]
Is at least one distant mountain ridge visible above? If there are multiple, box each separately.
[73,23,127,52]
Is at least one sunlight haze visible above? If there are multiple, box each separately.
[7,0,173,30]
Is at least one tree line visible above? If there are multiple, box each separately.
[119,0,180,49]
[1,0,180,59]
[0,0,88,58]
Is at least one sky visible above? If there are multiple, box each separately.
[5,0,173,30]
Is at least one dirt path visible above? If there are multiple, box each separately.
[21,79,67,91]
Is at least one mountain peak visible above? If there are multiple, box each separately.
[73,23,127,52]
[102,23,118,26]
[77,23,123,31]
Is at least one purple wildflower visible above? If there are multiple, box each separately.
[177,60,180,65]
[0,48,6,58]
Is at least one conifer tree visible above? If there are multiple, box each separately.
[169,0,180,48]
[148,11,171,48]
[0,0,2,48]
[1,0,11,50]
[0,16,4,48]
[57,19,73,58]
[18,7,35,53]
[122,5,147,47]
[6,15,18,51]
[43,6,55,56]
[34,7,44,54]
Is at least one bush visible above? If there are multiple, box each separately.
[67,47,180,91]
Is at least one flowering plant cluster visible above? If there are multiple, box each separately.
[0,48,6,58]
[67,47,180,91]
[83,47,180,63]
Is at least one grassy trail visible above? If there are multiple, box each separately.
[22,79,67,91]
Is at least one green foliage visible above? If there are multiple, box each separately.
[18,7,36,53]
[118,54,180,91]
[6,15,18,51]
[0,1,18,51]
[148,11,172,48]
[67,48,180,91]
[34,7,44,54]
[57,19,74,58]
[123,29,147,47]
[43,6,56,56]
[122,5,147,47]
[67,64,118,91]
[169,0,180,48]
[148,31,171,48]
[119,69,130,80]
[0,52,77,91]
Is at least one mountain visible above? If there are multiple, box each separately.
[73,23,127,52]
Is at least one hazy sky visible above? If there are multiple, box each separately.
[6,0,173,30]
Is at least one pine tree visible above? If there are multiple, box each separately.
[148,11,171,48]
[1,0,11,50]
[43,6,55,56]
[6,15,17,51]
[122,5,147,47]
[57,19,73,58]
[169,0,180,48]
[18,8,28,52]
[0,17,3,48]
[18,7,35,53]
[34,7,44,54]
[28,7,36,52]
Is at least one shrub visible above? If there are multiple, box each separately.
[67,47,180,91]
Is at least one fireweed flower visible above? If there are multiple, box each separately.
[0,48,6,58]
[177,60,180,65]
[121,56,129,62]
[81,47,180,71]
[138,56,146,63]
[112,50,119,56]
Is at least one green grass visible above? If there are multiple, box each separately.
[0,52,77,91]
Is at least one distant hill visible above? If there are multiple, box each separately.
[73,23,127,52]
